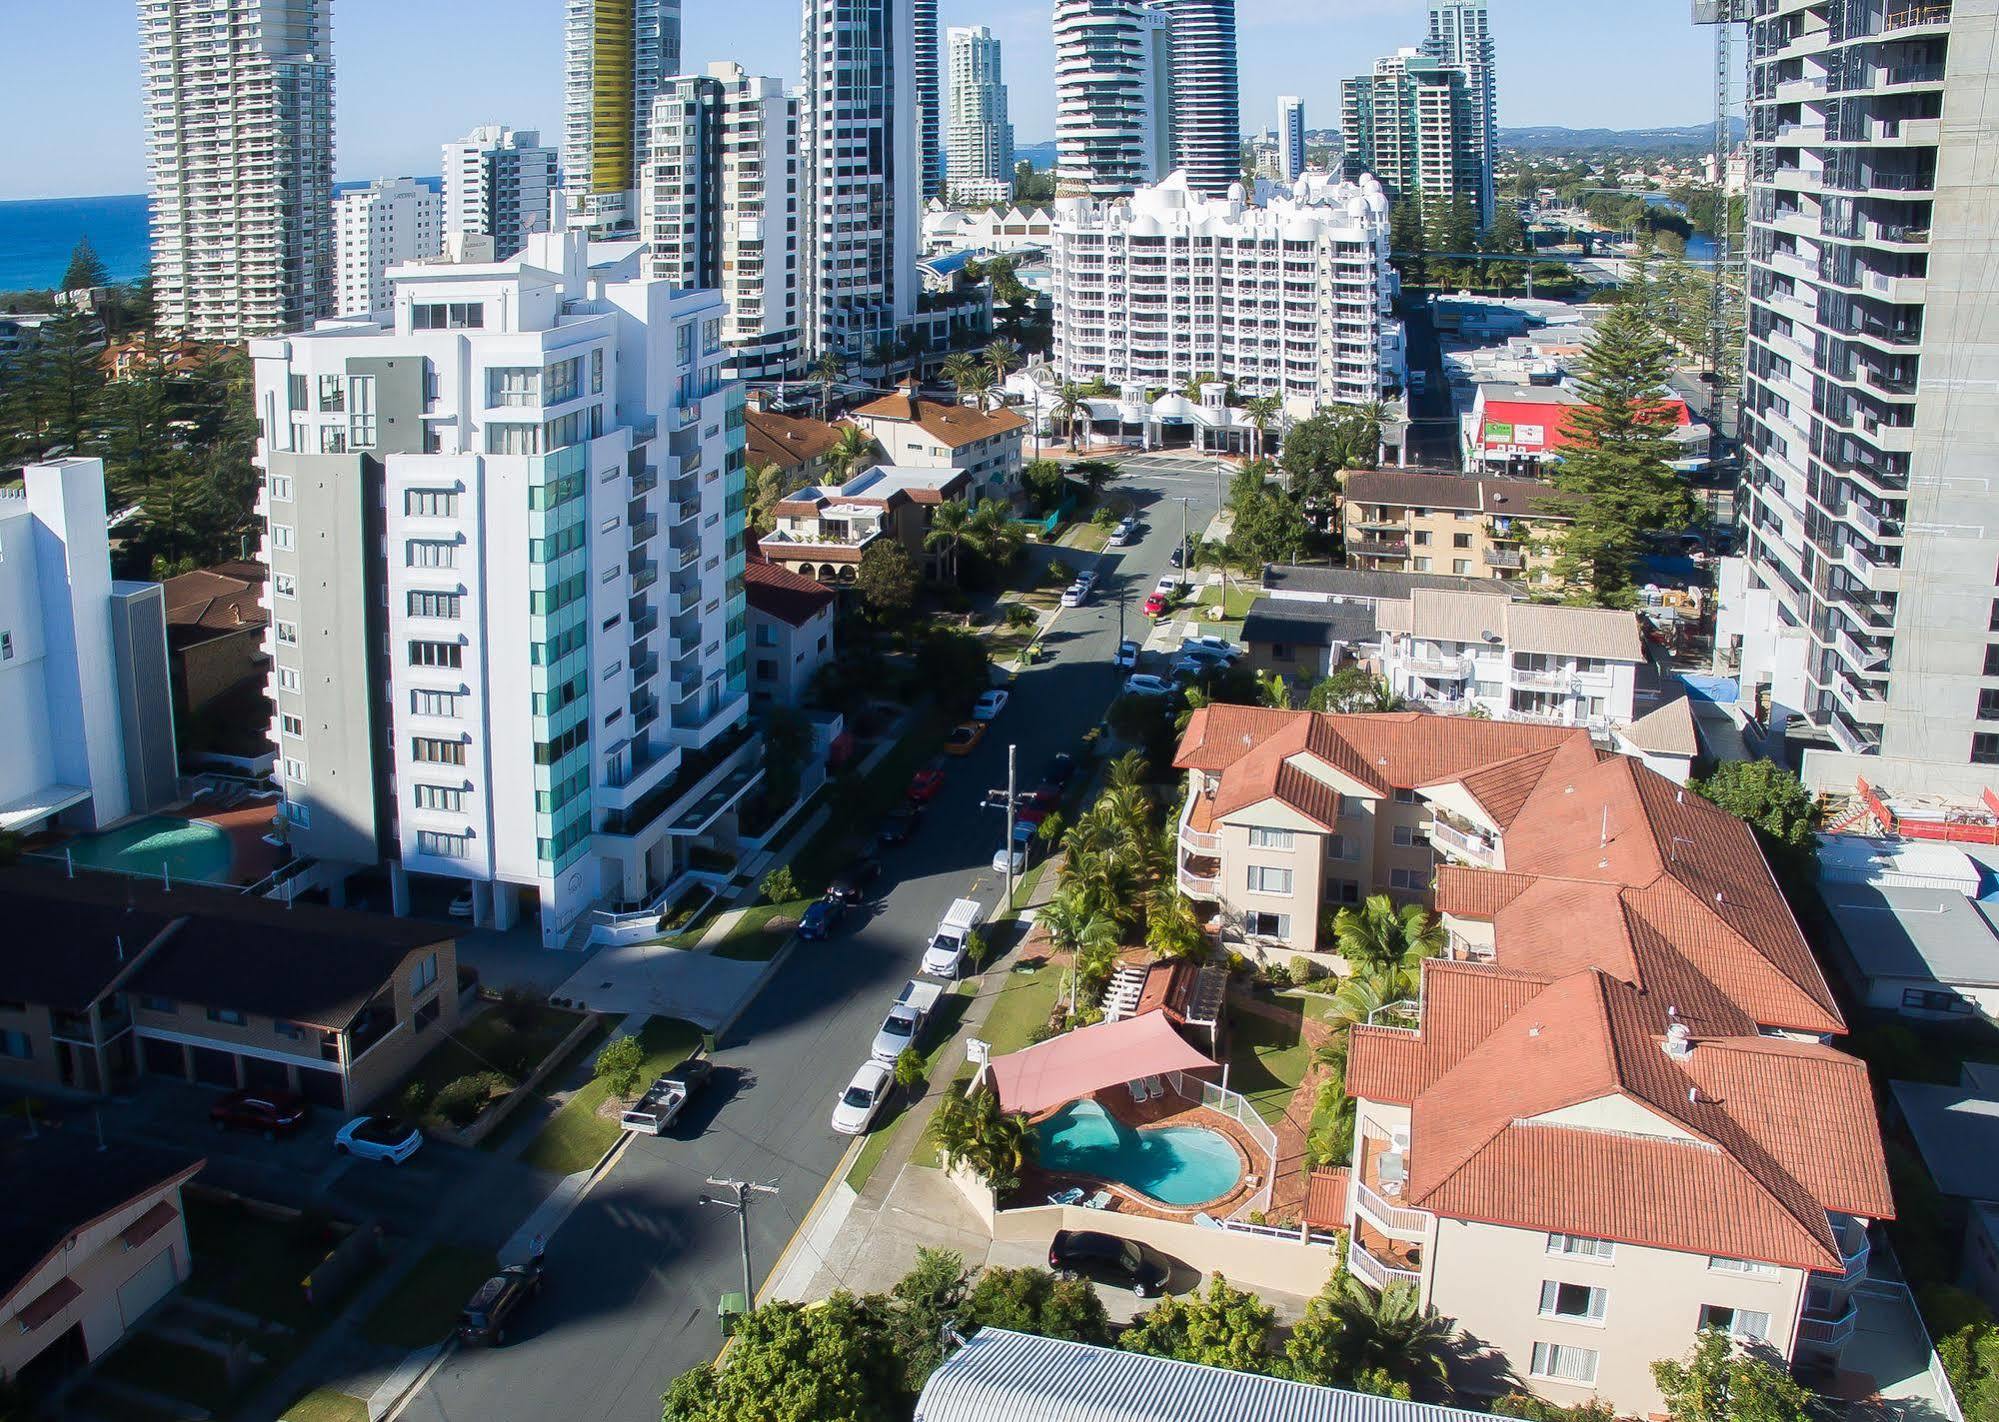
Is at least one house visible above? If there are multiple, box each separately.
[1240,597,1378,682]
[847,380,1027,503]
[1463,382,1707,478]
[1887,1069,1999,1312]
[1817,879,1999,1021]
[758,465,975,585]
[0,867,461,1111]
[1374,590,1644,731]
[160,562,270,762]
[0,1134,203,1390]
[1608,698,1700,785]
[743,555,837,709]
[744,402,847,486]
[1340,469,1581,589]
[914,1327,1507,1422]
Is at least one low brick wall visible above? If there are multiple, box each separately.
[438,1011,604,1149]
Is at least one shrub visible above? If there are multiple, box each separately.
[1263,963,1294,988]
[1289,955,1321,985]
[894,1047,925,1092]
[595,1034,646,1100]
[963,928,991,974]
[496,986,542,1031]
[398,1080,434,1121]
[1005,603,1037,629]
[1027,1024,1057,1045]
[434,1073,504,1128]
[759,865,800,905]
[1046,559,1073,587]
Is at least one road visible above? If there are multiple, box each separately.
[400,456,1220,1422]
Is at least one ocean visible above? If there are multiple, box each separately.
[0,193,152,292]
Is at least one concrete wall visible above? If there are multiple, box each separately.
[108,583,181,813]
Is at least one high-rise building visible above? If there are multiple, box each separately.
[249,219,754,946]
[1715,0,1999,801]
[800,0,920,365]
[640,64,802,381]
[915,0,945,200]
[1422,0,1495,224]
[1052,0,1175,200]
[1051,172,1403,411]
[1149,0,1240,198]
[139,0,334,340]
[334,179,442,319]
[1341,49,1483,220]
[947,26,1014,200]
[442,126,559,262]
[1277,95,1306,181]
[564,0,681,236]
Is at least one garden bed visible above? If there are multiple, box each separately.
[389,998,587,1133]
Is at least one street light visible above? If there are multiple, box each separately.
[700,1176,781,1308]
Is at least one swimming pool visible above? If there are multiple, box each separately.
[54,815,237,884]
[1035,1098,1243,1207]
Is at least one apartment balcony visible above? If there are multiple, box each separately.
[630,653,660,687]
[1818,1216,1873,1291]
[1178,787,1223,856]
[630,607,659,642]
[1883,0,1953,30]
[1845,502,1902,542]
[628,515,658,549]
[1405,651,1473,680]
[1349,538,1410,561]
[1511,666,1580,693]
[1799,1301,1860,1350]
[1348,1221,1424,1293]
[1177,858,1220,899]
[1835,628,1891,673]
[630,559,659,594]
[1832,672,1890,726]
[1428,819,1498,868]
[1843,544,1903,593]
[1482,547,1525,570]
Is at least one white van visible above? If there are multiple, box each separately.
[921,897,986,977]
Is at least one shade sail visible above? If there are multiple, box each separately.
[987,1010,1217,1116]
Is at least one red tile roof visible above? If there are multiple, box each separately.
[162,562,269,642]
[743,555,837,627]
[1305,1168,1352,1231]
[850,380,1029,447]
[745,407,847,471]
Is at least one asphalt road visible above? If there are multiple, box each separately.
[400,458,1220,1422]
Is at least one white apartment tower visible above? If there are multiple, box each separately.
[442,126,559,262]
[1051,172,1404,413]
[249,219,755,947]
[334,179,442,319]
[1341,49,1484,221]
[800,0,921,366]
[1422,0,1495,225]
[1278,95,1307,181]
[564,0,681,235]
[1053,0,1176,200]
[915,0,945,200]
[139,0,335,340]
[947,27,1014,199]
[641,64,803,381]
[1715,0,1999,801]
[1149,0,1241,198]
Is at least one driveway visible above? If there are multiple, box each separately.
[398,462,1222,1422]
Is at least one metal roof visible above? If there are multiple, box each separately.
[914,1329,1504,1422]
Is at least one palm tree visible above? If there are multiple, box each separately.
[925,498,976,565]
[1351,399,1389,468]
[984,337,1022,390]
[1258,671,1293,709]
[967,498,1023,563]
[1050,383,1088,452]
[1328,1277,1459,1396]
[1313,967,1418,1076]
[1330,894,1443,979]
[933,1086,1037,1194]
[811,352,845,422]
[1073,916,1124,994]
[941,352,981,397]
[1034,892,1094,960]
[957,365,996,411]
[1143,885,1206,960]
[1106,750,1150,793]
[1243,394,1282,462]
[825,424,878,482]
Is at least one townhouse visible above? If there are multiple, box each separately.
[846,381,1028,504]
[758,465,975,585]
[744,556,837,709]
[745,402,846,487]
[1340,469,1579,589]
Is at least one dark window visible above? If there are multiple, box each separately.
[205,1007,247,1026]
[1975,734,1999,765]
[1981,690,1999,722]
[414,997,441,1032]
[1985,645,1999,677]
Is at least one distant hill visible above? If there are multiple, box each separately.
[1014,141,1058,169]
[1501,120,1745,154]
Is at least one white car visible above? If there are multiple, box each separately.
[830,1060,895,1135]
[1154,575,1187,597]
[1181,635,1239,662]
[1112,639,1140,670]
[1170,658,1212,684]
[1108,519,1136,547]
[993,843,1029,875]
[1123,674,1177,698]
[335,1115,423,1164]
[871,1002,924,1062]
[1076,569,1100,594]
[1060,582,1090,608]
[972,689,1010,721]
[448,891,474,919]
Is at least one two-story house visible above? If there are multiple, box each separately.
[1375,590,1644,731]
[1340,469,1580,590]
[758,465,975,585]
[847,381,1027,504]
[743,554,837,709]
[745,401,846,487]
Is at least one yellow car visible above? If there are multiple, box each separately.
[943,721,987,756]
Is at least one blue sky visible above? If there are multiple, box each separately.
[1,0,1716,200]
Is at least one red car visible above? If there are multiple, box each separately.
[210,1089,308,1138]
[1014,804,1049,829]
[906,766,946,803]
[1143,592,1171,618]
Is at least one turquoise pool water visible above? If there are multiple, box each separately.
[1035,1098,1242,1207]
[56,816,236,884]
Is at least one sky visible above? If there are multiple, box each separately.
[0,0,1717,201]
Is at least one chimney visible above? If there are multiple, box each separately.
[1662,1021,1693,1061]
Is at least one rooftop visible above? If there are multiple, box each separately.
[744,406,847,471]
[0,1132,204,1312]
[851,381,1028,448]
[1240,596,1378,650]
[1342,469,1581,520]
[1261,564,1516,605]
[1888,1079,1999,1201]
[161,561,269,645]
[742,555,837,627]
[1376,589,1645,662]
[1818,882,1999,990]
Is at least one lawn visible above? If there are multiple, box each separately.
[1059,521,1111,553]
[1225,998,1314,1125]
[280,1387,370,1422]
[1197,581,1261,620]
[183,1197,358,1331]
[391,1000,587,1127]
[361,1243,498,1350]
[709,899,811,961]
[979,960,1069,1057]
[842,987,976,1194]
[476,1016,616,1154]
[95,1333,235,1414]
[519,1016,702,1175]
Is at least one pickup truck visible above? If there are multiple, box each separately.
[619,1058,713,1135]
[921,897,986,978]
[871,980,944,1062]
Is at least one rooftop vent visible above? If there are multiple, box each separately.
[1663,1022,1694,1061]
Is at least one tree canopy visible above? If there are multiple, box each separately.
[1691,759,1822,873]
[1651,1329,1812,1422]
[61,237,109,293]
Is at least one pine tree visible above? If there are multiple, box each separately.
[9,305,104,460]
[62,237,109,293]
[1547,303,1695,608]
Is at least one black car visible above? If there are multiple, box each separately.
[1043,753,1077,788]
[826,858,881,905]
[1169,544,1187,567]
[1048,1229,1170,1298]
[877,806,923,846]
[457,1261,543,1346]
[797,899,845,940]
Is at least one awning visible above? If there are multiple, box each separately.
[0,783,92,833]
[986,1011,1217,1117]
[1305,1168,1352,1232]
[15,1276,80,1332]
[119,1200,179,1251]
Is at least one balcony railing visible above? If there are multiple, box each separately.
[1428,820,1498,866]
[1511,667,1579,692]
[1348,1235,1423,1292]
[1178,793,1222,854]
[1177,863,1219,898]
[1799,1302,1859,1349]
[1483,547,1525,569]
[1350,539,1410,560]
[1354,1181,1433,1239]
[1406,652,1473,679]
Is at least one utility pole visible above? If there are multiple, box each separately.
[701,1176,780,1306]
[1003,742,1017,909]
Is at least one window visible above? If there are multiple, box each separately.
[1453,559,1472,574]
[1539,1281,1608,1323]
[488,367,537,406]
[1903,987,1974,1014]
[413,784,467,811]
[407,539,457,569]
[273,572,296,598]
[410,688,462,718]
[416,828,468,857]
[413,301,483,330]
[272,524,295,551]
[544,356,581,404]
[1547,1234,1615,1261]
[487,422,540,456]
[0,1029,31,1060]
[1389,867,1429,891]
[1247,827,1294,850]
[408,640,463,668]
[1394,788,1418,805]
[281,713,304,738]
[1986,645,1999,677]
[1325,833,1362,863]
[1245,911,1291,939]
[411,737,466,765]
[349,374,376,447]
[1454,532,1471,549]
[1246,865,1294,895]
[1699,1304,1771,1342]
[0,632,11,661]
[1413,557,1431,571]
[1412,530,1431,547]
[591,348,604,393]
[405,488,460,517]
[1393,824,1428,848]
[1709,1257,1780,1278]
[276,621,298,646]
[319,425,348,454]
[206,1007,248,1026]
[138,995,176,1013]
[268,474,293,501]
[1976,734,1999,766]
[1981,689,1999,722]
[1530,1342,1599,1385]
[274,1021,306,1040]
[1329,878,1362,905]
[277,666,301,692]
[317,374,345,412]
[407,590,462,619]
[283,756,307,782]
[411,952,440,994]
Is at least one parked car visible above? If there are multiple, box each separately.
[1043,753,1077,787]
[944,721,987,756]
[906,766,947,802]
[1168,544,1187,568]
[1076,569,1100,594]
[797,899,845,941]
[1060,582,1088,608]
[972,689,1010,721]
[1123,674,1177,698]
[1112,639,1140,670]
[877,806,923,845]
[1154,575,1185,597]
[873,980,945,1060]
[1108,519,1136,547]
[457,1261,544,1347]
[1029,781,1063,811]
[1142,592,1171,618]
[1181,634,1238,661]
[210,1089,308,1139]
[334,1115,423,1164]
[619,1058,713,1135]
[992,842,1029,875]
[448,891,474,920]
[1048,1229,1170,1298]
[1169,657,1214,685]
[922,899,987,978]
[826,858,881,906]
[1013,803,1048,829]
[831,1060,895,1135]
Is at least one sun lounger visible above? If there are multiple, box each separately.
[1048,1187,1085,1206]
[1082,1190,1113,1210]
[1142,1075,1165,1100]
[1127,1078,1149,1103]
